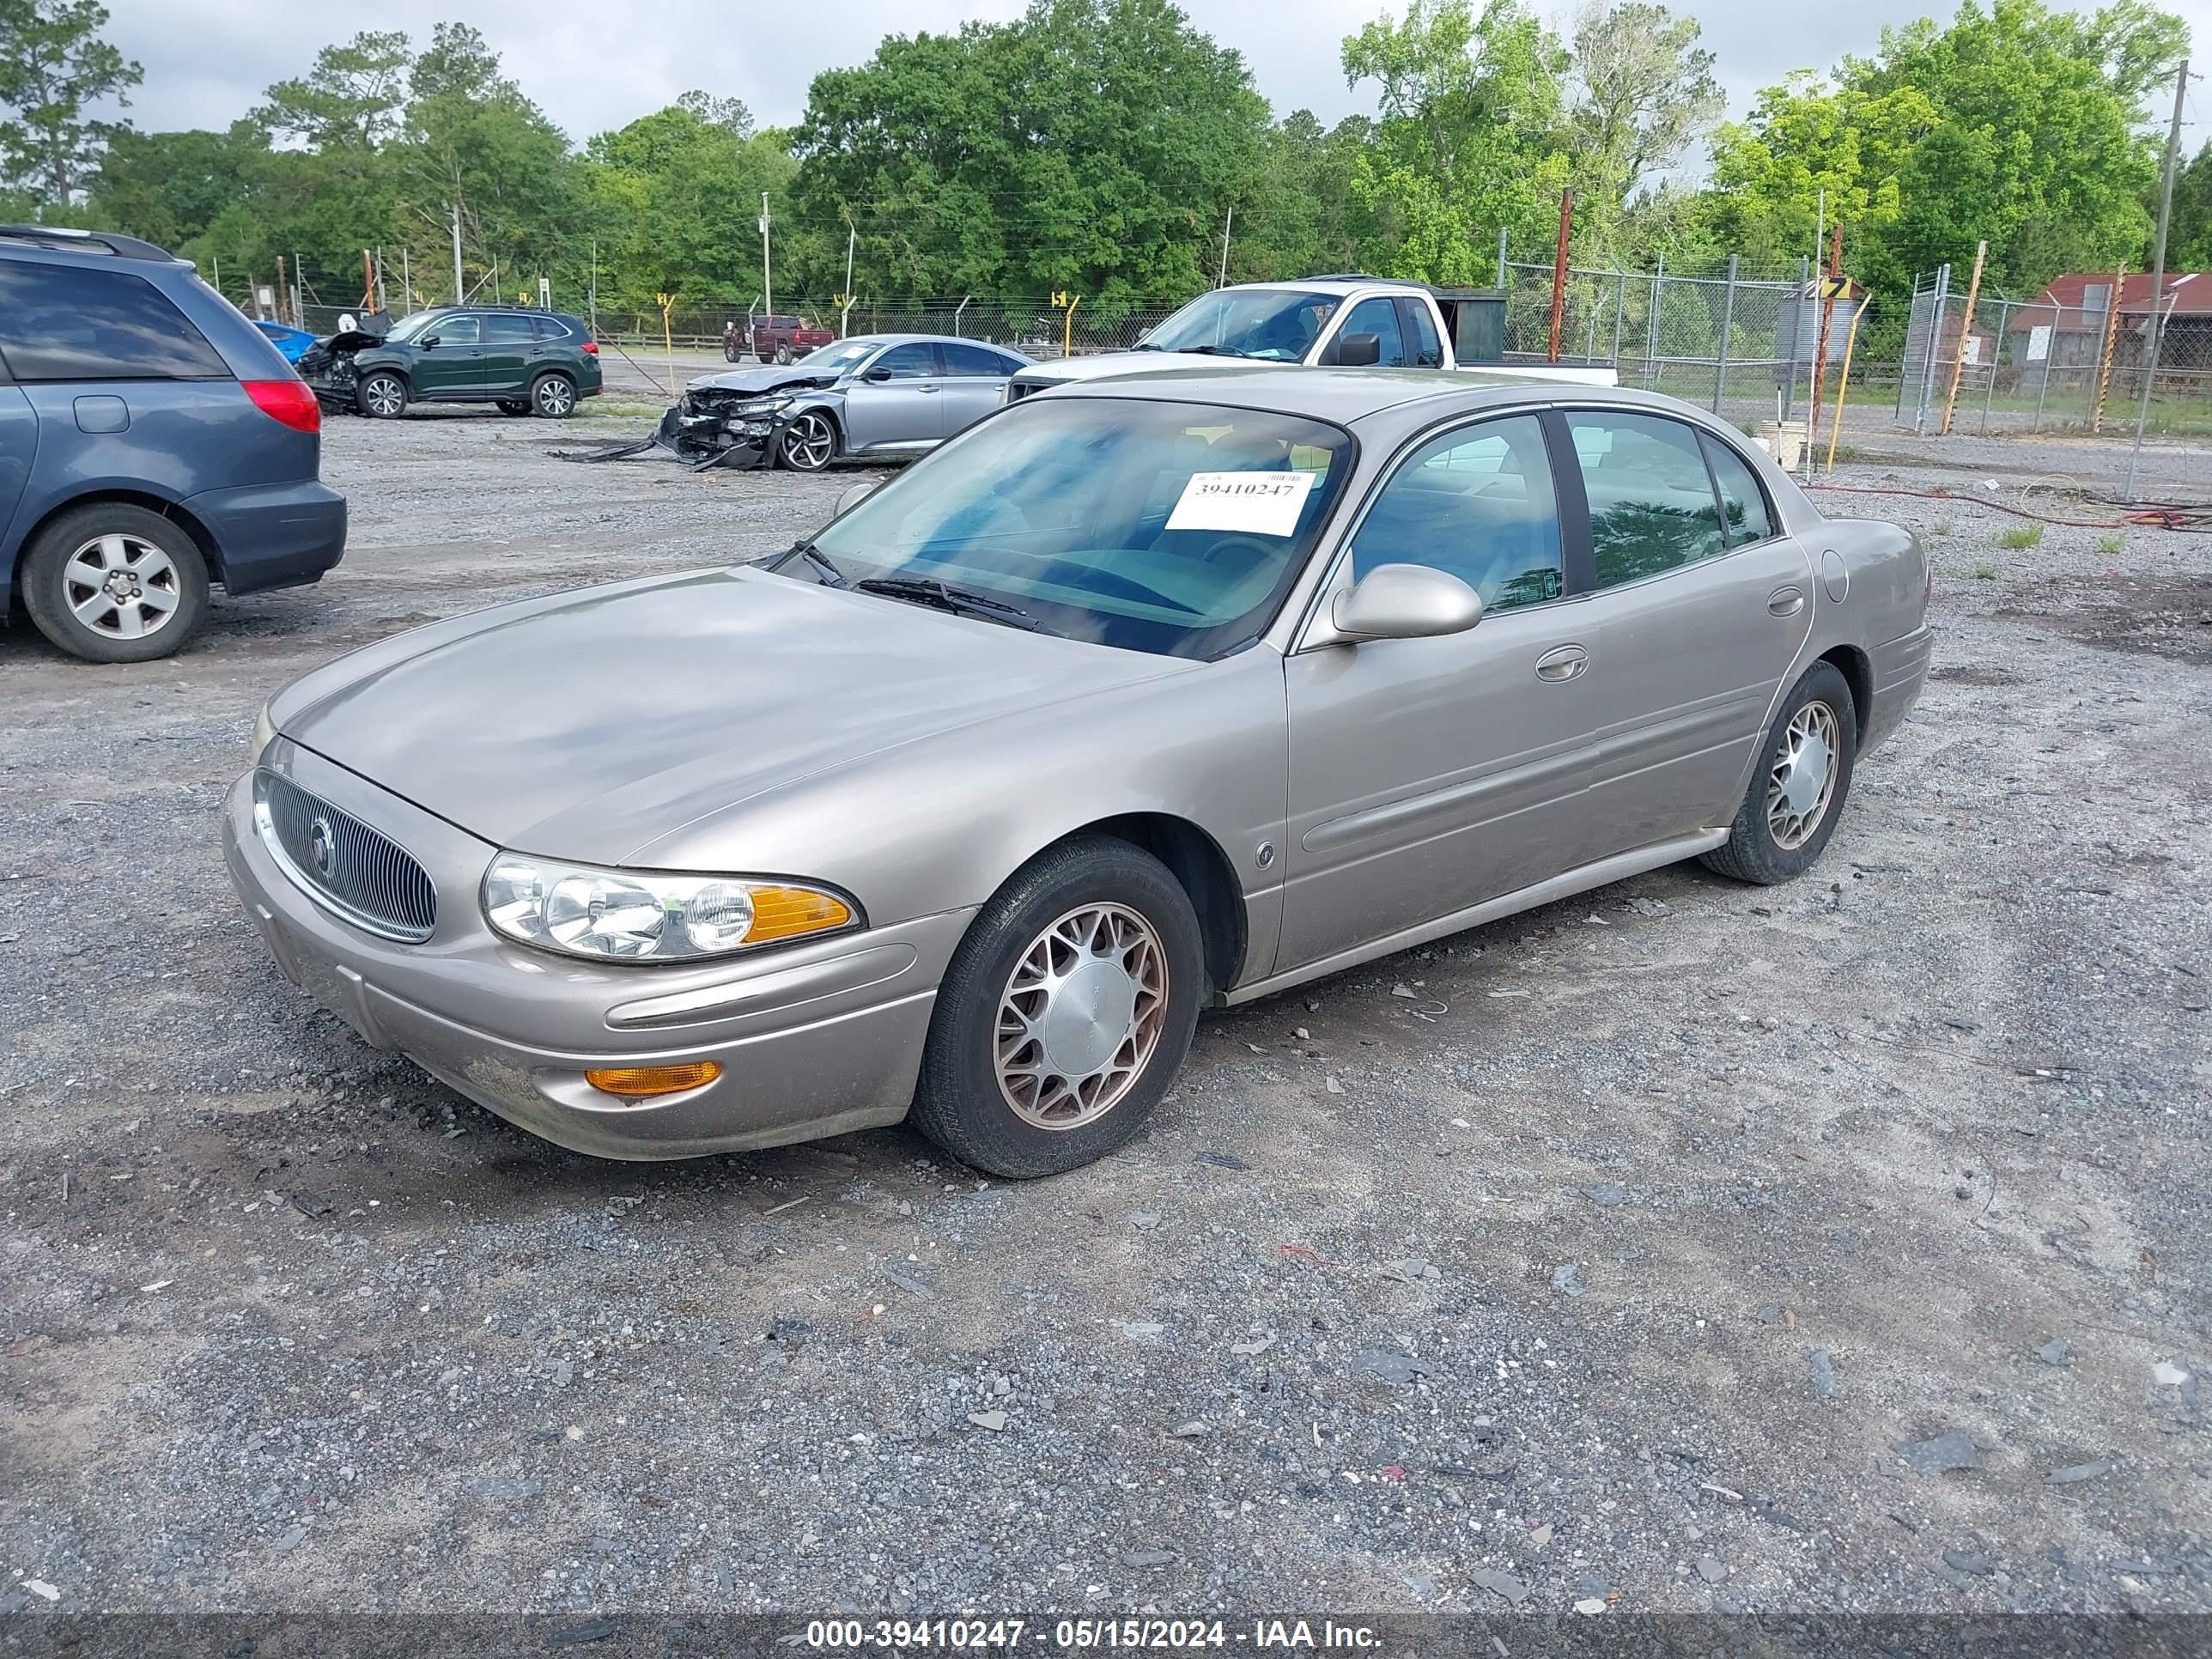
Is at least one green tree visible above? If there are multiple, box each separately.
[2169,142,2212,271]
[1565,2,1723,259]
[792,0,1269,301]
[583,100,793,310]
[1338,0,1571,282]
[84,125,253,247]
[252,30,410,151]
[0,0,140,206]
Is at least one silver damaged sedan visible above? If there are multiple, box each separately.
[227,369,1933,1177]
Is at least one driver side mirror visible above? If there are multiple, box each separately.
[419,336,440,349]
[1328,563,1484,642]
[1330,332,1382,368]
[861,366,893,383]
[834,480,878,516]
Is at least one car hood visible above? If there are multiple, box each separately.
[684,366,842,398]
[1017,350,1291,384]
[275,566,1188,865]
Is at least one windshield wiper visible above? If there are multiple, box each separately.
[854,576,1043,632]
[763,539,848,588]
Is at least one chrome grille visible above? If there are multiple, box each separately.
[254,770,436,943]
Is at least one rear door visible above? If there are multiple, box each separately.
[842,342,945,451]
[937,342,1022,436]
[477,314,536,396]
[1559,410,1815,854]
[0,369,36,568]
[412,313,483,396]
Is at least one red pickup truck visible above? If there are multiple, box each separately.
[744,313,835,365]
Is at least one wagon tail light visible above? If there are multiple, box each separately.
[243,379,321,433]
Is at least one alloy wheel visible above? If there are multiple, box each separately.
[1766,699,1842,850]
[62,532,181,642]
[782,412,836,471]
[994,902,1169,1132]
[534,377,575,416]
[361,375,405,417]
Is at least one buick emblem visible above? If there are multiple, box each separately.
[307,816,336,878]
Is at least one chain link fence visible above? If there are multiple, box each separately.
[1896,264,2212,437]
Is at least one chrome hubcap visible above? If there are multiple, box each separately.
[1766,699,1840,850]
[786,414,834,470]
[995,903,1168,1131]
[538,380,572,414]
[64,533,179,640]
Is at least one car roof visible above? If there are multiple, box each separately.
[1045,365,1732,431]
[838,332,1024,349]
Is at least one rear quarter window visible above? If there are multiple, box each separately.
[0,261,230,381]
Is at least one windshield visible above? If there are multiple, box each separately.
[1139,289,1341,362]
[799,338,879,374]
[385,312,441,343]
[805,397,1352,658]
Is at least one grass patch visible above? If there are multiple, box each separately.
[1996,524,2045,550]
[2097,533,2126,555]
[1932,519,1954,538]
[1972,563,1998,580]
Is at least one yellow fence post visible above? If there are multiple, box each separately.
[1053,291,1081,358]
[656,292,677,397]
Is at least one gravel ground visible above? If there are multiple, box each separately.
[1,408,2207,1629]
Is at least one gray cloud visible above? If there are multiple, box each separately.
[106,0,2209,146]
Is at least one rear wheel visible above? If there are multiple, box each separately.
[531,373,577,418]
[356,371,408,419]
[776,410,838,472]
[910,836,1203,1179]
[774,342,794,366]
[21,503,210,663]
[1701,660,1858,884]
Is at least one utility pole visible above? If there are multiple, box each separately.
[588,240,598,342]
[760,192,773,319]
[275,253,287,324]
[844,221,856,320]
[1218,205,1233,289]
[1546,188,1574,362]
[2127,57,2191,500]
[450,203,465,305]
[293,251,303,328]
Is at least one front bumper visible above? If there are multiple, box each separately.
[222,743,972,1160]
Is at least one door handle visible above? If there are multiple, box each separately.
[1767,585,1805,617]
[917,384,941,393]
[1534,644,1588,682]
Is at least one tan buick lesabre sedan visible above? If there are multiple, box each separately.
[227,368,1931,1177]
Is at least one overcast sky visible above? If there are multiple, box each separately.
[100,0,2210,154]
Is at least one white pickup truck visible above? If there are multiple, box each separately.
[1002,276,1618,404]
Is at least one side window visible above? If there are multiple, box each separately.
[1700,434,1774,546]
[1565,412,1724,587]
[1399,298,1443,368]
[1348,414,1563,611]
[485,315,536,343]
[531,315,566,340]
[0,261,229,380]
[942,343,1017,378]
[434,315,480,345]
[1334,297,1407,367]
[873,343,939,379]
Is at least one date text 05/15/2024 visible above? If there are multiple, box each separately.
[805,1619,1385,1650]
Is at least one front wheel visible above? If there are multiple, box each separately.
[531,373,577,418]
[21,503,210,663]
[910,836,1204,1179]
[775,410,838,472]
[1701,660,1858,884]
[356,372,407,419]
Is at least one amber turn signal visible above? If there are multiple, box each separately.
[584,1061,722,1099]
[743,885,854,944]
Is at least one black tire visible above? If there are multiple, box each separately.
[495,398,531,415]
[20,501,210,663]
[774,342,794,366]
[911,836,1205,1179]
[724,343,742,362]
[775,409,839,473]
[1701,660,1858,885]
[356,371,408,419]
[531,372,578,418]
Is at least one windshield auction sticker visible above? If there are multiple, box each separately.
[1165,470,1318,538]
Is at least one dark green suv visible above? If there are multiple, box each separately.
[309,307,602,420]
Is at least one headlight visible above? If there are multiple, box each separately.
[732,396,792,417]
[250,702,277,763]
[481,856,858,963]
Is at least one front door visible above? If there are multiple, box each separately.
[842,341,945,452]
[412,313,483,396]
[937,342,1020,438]
[1558,410,1817,854]
[1279,413,1597,972]
[477,313,537,397]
